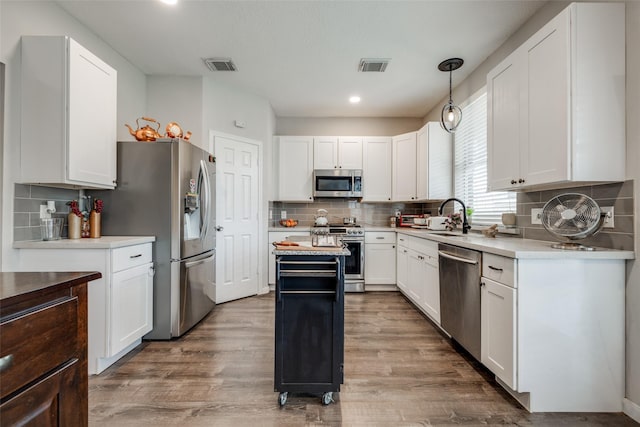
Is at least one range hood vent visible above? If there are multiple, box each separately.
[203,57,237,72]
[358,58,390,72]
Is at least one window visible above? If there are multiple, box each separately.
[454,91,516,225]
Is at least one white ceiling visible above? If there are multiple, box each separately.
[56,0,546,118]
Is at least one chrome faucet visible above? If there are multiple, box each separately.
[438,198,471,234]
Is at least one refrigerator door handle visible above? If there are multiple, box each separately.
[184,252,216,269]
[200,159,212,242]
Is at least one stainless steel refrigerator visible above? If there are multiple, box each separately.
[96,139,216,339]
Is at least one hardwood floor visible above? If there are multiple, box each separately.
[89,292,637,426]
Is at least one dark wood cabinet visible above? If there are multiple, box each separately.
[0,272,100,427]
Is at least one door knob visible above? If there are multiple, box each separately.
[216,226,224,232]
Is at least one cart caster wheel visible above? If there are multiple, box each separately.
[278,392,288,406]
[321,392,333,405]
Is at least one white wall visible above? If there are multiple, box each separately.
[147,76,204,150]
[276,117,423,136]
[0,1,147,270]
[423,0,640,414]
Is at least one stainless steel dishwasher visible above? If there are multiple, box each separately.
[438,243,482,360]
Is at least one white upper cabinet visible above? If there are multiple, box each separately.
[392,132,417,201]
[362,137,392,202]
[417,122,452,200]
[313,136,363,169]
[487,3,625,191]
[276,136,314,202]
[21,36,117,189]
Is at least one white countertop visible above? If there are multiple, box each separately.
[14,236,156,249]
[396,228,634,260]
[268,226,312,232]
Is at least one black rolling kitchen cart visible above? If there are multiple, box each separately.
[273,249,347,406]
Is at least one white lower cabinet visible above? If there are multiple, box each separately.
[110,255,154,356]
[364,232,396,285]
[396,240,409,293]
[395,234,440,324]
[17,241,154,375]
[268,231,309,285]
[481,276,516,389]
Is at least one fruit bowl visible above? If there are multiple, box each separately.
[279,219,298,227]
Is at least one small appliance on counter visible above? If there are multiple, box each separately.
[398,214,424,227]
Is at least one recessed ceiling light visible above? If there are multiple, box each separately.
[349,96,361,104]
[160,0,178,5]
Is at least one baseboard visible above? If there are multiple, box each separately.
[364,284,398,292]
[624,398,640,423]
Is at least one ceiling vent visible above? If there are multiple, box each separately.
[358,58,390,72]
[203,58,237,72]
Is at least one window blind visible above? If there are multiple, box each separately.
[454,92,516,225]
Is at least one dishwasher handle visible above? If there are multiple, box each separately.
[438,250,479,265]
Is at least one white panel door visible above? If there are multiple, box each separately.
[362,137,392,202]
[313,136,338,169]
[338,137,363,169]
[67,39,117,187]
[487,54,521,191]
[521,12,570,187]
[392,132,417,201]
[481,277,517,389]
[110,262,154,356]
[215,136,260,303]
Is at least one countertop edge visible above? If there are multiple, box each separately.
[396,229,635,260]
[0,271,102,304]
[13,236,156,249]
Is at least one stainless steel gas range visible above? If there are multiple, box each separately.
[311,224,365,292]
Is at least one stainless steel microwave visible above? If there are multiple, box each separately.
[313,169,362,198]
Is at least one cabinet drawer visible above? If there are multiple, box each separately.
[482,253,516,288]
[365,232,396,244]
[408,236,438,258]
[112,243,152,272]
[0,297,78,398]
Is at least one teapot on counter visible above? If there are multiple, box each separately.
[125,116,163,141]
[314,209,329,226]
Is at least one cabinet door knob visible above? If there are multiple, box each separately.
[518,178,525,184]
[216,226,224,231]
[511,179,517,184]
[481,282,486,287]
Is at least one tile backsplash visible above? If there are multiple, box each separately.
[516,180,634,251]
[13,184,80,241]
[271,180,634,251]
[270,199,444,227]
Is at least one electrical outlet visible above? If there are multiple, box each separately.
[602,206,614,228]
[281,211,287,219]
[531,208,542,225]
[40,205,51,219]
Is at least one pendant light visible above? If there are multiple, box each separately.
[438,58,464,133]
